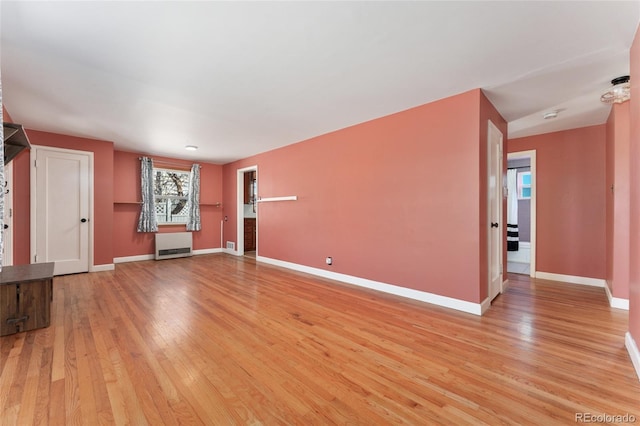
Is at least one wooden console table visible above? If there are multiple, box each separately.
[0,263,54,336]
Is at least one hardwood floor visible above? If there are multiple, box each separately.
[1,254,639,425]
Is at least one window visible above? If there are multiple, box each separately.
[518,171,531,199]
[153,168,191,224]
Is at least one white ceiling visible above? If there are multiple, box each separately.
[2,1,639,164]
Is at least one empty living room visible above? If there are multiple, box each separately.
[1,1,640,424]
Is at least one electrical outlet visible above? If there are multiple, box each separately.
[326,257,332,265]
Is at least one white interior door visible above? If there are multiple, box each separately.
[488,121,503,301]
[2,162,13,267]
[32,147,90,275]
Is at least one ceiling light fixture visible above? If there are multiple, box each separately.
[543,110,558,120]
[600,75,630,104]
[185,145,198,151]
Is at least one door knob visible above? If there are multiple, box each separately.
[491,222,499,228]
[81,218,88,223]
[3,224,7,229]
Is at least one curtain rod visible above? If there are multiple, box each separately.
[138,157,201,168]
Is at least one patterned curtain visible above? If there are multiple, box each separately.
[137,157,158,232]
[0,80,4,269]
[186,163,201,231]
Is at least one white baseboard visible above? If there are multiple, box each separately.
[604,281,630,310]
[114,254,154,264]
[256,255,485,316]
[625,332,640,381]
[223,248,241,256]
[193,248,223,255]
[480,297,491,315]
[90,263,115,272]
[535,271,606,287]
[502,279,510,292]
[114,248,223,264]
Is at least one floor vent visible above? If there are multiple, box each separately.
[155,232,193,260]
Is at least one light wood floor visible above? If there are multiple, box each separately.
[1,254,639,425]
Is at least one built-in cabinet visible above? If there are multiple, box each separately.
[244,218,256,251]
[244,171,256,205]
[0,263,54,336]
[243,170,257,251]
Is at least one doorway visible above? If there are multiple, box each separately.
[31,146,93,275]
[236,166,258,257]
[506,150,537,277]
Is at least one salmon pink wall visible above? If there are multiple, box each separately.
[13,130,114,266]
[13,151,30,265]
[605,103,631,300]
[223,89,506,304]
[508,125,606,279]
[629,27,640,343]
[113,151,223,258]
[2,106,12,122]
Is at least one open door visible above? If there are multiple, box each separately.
[488,121,503,301]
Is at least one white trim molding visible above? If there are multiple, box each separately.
[223,248,242,256]
[480,297,491,315]
[114,249,223,264]
[236,165,258,257]
[507,150,537,278]
[193,248,223,256]
[114,254,154,264]
[604,281,629,310]
[535,271,606,287]
[90,264,115,272]
[502,279,510,293]
[625,332,640,381]
[257,255,486,316]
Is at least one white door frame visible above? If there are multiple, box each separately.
[3,161,13,266]
[507,150,537,277]
[236,165,258,256]
[30,145,94,271]
[488,120,504,301]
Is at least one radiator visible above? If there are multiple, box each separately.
[155,232,193,260]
